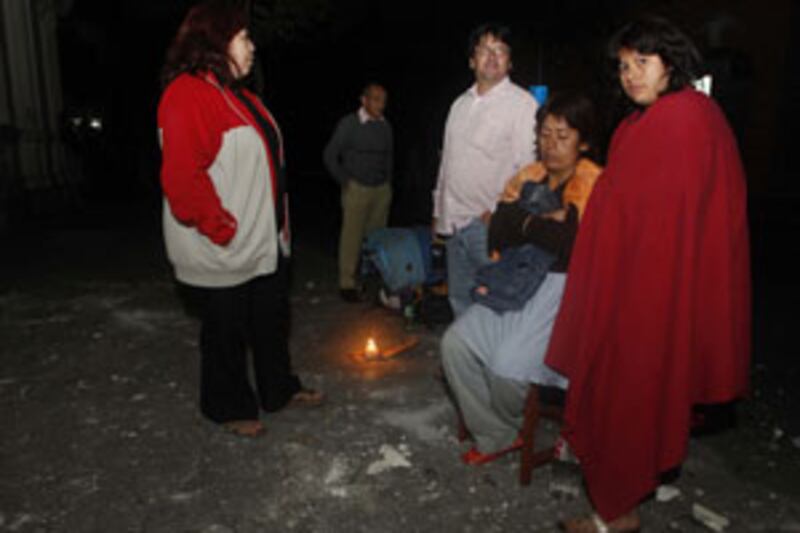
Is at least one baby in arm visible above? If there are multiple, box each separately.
[472,180,564,312]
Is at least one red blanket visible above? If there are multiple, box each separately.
[545,89,751,520]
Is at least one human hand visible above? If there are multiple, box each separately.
[200,209,237,246]
[541,209,567,222]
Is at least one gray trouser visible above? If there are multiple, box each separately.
[441,326,528,452]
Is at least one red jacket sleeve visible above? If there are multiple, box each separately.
[158,79,237,245]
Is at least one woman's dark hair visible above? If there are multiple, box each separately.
[160,0,249,89]
[536,91,598,160]
[467,22,513,58]
[608,16,704,98]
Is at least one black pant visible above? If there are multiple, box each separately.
[183,259,301,423]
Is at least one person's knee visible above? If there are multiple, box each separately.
[441,326,466,369]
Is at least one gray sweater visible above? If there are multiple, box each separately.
[323,112,393,186]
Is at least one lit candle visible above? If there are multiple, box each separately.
[364,337,380,359]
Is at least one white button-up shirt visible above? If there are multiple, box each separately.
[433,77,537,234]
[357,106,385,124]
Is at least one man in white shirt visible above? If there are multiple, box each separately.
[433,23,538,316]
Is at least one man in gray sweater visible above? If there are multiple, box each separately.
[323,83,393,302]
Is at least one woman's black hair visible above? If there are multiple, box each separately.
[467,22,513,58]
[608,16,704,104]
[537,91,598,161]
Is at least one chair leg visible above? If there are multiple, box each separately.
[519,385,539,485]
[519,384,558,486]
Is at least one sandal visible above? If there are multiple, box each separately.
[461,437,523,465]
[222,419,266,438]
[288,388,325,408]
[560,512,640,532]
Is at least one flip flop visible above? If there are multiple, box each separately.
[461,437,523,465]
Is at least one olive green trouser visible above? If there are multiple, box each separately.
[339,180,392,289]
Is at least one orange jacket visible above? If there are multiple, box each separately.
[500,158,603,220]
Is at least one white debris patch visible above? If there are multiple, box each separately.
[325,457,349,486]
[366,444,412,475]
[380,400,452,443]
[692,503,730,532]
[656,484,682,503]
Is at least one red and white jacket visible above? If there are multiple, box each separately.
[158,72,290,287]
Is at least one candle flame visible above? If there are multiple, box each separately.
[365,337,380,358]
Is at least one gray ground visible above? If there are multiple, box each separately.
[1,219,799,532]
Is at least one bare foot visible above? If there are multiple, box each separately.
[223,419,265,437]
[560,510,640,532]
[288,388,325,408]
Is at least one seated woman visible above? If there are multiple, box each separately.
[441,92,602,464]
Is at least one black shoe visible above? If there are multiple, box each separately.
[339,289,362,303]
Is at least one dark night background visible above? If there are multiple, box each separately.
[8,0,800,433]
[54,0,799,227]
[3,3,800,528]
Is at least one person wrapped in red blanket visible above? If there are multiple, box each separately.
[545,16,751,533]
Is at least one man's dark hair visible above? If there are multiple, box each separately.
[361,83,386,97]
[536,91,598,160]
[467,22,513,58]
[608,16,704,98]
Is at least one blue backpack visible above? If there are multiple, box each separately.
[362,227,442,293]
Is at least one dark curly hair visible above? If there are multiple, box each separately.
[536,91,598,161]
[160,0,249,89]
[608,16,704,106]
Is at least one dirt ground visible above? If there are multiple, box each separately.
[1,205,799,532]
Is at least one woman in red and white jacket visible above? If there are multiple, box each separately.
[158,0,322,437]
